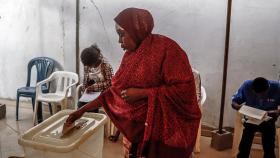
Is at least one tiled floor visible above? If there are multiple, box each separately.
[0,99,274,158]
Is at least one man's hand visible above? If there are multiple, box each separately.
[121,88,148,104]
[267,110,280,118]
[232,102,242,110]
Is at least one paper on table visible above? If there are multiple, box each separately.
[79,90,101,103]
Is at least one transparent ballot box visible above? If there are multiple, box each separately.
[18,110,107,158]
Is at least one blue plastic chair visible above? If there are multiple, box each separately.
[16,57,55,121]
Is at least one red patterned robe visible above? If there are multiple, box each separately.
[97,8,201,158]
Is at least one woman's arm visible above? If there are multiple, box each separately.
[65,99,100,124]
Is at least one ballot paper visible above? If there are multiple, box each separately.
[79,91,101,103]
[238,105,272,125]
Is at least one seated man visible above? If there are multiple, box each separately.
[232,77,280,158]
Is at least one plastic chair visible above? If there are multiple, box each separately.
[33,71,79,125]
[75,84,83,110]
[194,85,207,153]
[192,69,207,153]
[276,123,280,158]
[16,57,55,120]
[201,86,207,105]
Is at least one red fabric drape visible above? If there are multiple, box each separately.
[97,8,201,158]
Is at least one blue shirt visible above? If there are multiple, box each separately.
[232,80,280,111]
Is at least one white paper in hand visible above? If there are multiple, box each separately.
[79,90,101,103]
[239,105,272,125]
[238,105,266,120]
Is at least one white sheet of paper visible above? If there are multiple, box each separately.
[242,115,272,125]
[238,105,266,120]
[79,91,101,102]
[239,105,272,125]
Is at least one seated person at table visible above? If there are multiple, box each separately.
[78,44,113,112]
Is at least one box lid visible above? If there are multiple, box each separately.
[18,110,107,153]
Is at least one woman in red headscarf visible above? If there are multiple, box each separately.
[65,7,201,158]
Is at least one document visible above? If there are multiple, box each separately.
[238,105,272,125]
[79,91,101,103]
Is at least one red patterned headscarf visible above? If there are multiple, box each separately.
[114,8,154,45]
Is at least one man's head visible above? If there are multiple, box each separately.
[252,77,269,95]
[80,45,102,68]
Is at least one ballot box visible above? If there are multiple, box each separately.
[18,110,107,158]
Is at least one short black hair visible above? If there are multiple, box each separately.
[252,77,269,93]
[80,44,101,66]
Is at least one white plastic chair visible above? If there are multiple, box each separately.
[201,86,207,105]
[75,84,83,109]
[33,71,79,125]
[194,85,207,153]
[192,69,207,153]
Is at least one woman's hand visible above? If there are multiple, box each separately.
[64,109,84,126]
[121,88,148,104]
